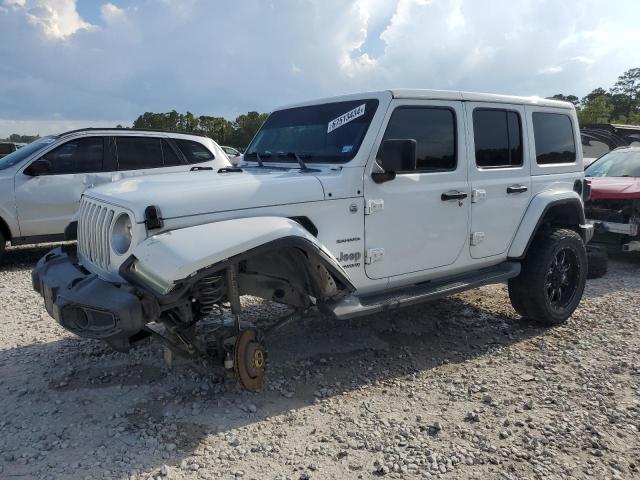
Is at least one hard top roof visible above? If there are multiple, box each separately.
[277,89,573,111]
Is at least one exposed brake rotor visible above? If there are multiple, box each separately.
[234,329,266,391]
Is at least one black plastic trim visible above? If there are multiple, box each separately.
[511,198,586,260]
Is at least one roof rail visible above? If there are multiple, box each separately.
[58,127,210,139]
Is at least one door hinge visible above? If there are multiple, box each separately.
[470,232,485,246]
[365,248,385,264]
[471,189,486,203]
[364,199,384,215]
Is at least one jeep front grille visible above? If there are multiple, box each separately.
[77,198,115,269]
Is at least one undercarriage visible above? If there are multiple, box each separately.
[143,264,327,390]
[32,246,344,391]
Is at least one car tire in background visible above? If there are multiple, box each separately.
[586,245,608,279]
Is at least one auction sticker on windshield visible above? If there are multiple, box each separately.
[328,104,366,133]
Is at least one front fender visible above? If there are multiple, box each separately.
[125,216,353,290]
[508,190,586,259]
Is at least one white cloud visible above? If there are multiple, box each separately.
[101,3,125,24]
[571,56,595,65]
[0,0,639,133]
[538,66,564,75]
[10,0,95,39]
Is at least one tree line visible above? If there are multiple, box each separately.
[131,110,269,150]
[550,67,640,125]
[0,133,40,143]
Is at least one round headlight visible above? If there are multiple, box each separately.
[111,213,133,255]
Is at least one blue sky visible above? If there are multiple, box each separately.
[0,0,639,137]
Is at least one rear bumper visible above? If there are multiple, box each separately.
[32,248,149,351]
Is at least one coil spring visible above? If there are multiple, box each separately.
[194,274,225,316]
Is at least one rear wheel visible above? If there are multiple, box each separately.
[509,228,587,325]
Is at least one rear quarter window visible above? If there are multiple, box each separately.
[174,139,215,164]
[532,112,576,164]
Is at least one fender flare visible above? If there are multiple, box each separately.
[508,190,586,259]
[120,216,354,300]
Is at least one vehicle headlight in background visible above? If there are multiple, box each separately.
[111,213,133,255]
[129,259,175,295]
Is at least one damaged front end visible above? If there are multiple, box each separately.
[586,198,640,252]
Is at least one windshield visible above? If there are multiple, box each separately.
[585,149,640,177]
[0,136,57,171]
[245,99,379,163]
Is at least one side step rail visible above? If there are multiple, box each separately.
[331,261,521,320]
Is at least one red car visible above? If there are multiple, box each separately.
[585,146,640,253]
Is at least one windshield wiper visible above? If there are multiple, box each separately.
[244,152,271,167]
[289,152,315,172]
[273,152,319,172]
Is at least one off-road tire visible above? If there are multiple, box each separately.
[509,228,587,326]
[586,245,608,279]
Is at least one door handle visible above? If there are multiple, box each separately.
[441,191,468,201]
[507,185,528,194]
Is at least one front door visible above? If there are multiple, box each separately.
[364,100,470,280]
[464,103,531,259]
[14,136,112,237]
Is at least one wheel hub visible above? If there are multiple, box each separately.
[545,247,579,310]
[233,329,266,391]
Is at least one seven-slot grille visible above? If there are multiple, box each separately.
[77,198,115,269]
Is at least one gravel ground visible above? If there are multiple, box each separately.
[1,243,639,480]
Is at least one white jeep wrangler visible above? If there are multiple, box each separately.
[33,90,593,390]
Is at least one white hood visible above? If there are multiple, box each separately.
[84,168,326,221]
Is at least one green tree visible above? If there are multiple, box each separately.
[581,87,608,106]
[610,68,640,121]
[231,111,269,148]
[578,95,614,124]
[132,109,268,149]
[549,94,580,106]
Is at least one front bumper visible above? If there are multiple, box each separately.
[32,248,148,351]
[588,219,639,251]
[580,223,595,244]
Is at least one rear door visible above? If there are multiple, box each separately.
[465,103,531,258]
[14,136,112,237]
[114,136,190,180]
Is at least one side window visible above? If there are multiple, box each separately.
[532,113,576,164]
[379,107,456,172]
[161,140,183,166]
[40,137,104,174]
[116,137,163,170]
[473,109,523,168]
[174,139,215,164]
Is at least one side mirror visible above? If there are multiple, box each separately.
[24,159,52,176]
[372,139,417,183]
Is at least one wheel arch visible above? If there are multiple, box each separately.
[121,216,354,308]
[509,192,587,260]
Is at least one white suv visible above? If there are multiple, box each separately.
[0,129,230,259]
[33,90,593,390]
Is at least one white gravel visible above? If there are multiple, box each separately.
[1,244,639,480]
